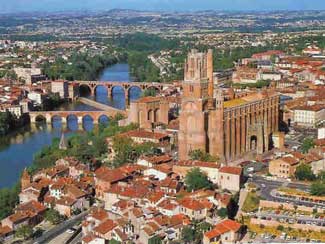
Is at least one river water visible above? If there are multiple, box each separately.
[0,63,139,188]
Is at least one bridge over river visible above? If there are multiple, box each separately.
[74,80,176,98]
[29,109,126,125]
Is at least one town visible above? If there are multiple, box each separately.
[0,6,325,244]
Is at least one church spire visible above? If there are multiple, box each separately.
[59,132,67,150]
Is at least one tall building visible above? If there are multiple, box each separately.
[178,49,280,162]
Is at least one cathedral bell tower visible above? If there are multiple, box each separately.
[179,49,216,160]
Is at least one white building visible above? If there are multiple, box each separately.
[318,127,325,139]
[28,91,45,105]
[14,67,42,85]
[51,80,69,98]
[293,105,325,128]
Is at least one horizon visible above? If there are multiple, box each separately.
[1,0,325,14]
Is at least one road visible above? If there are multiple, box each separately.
[251,176,324,208]
[28,211,88,244]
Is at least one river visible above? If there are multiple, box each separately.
[0,63,138,189]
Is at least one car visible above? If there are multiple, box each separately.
[261,184,266,188]
[66,229,75,234]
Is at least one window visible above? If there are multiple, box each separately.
[190,85,194,92]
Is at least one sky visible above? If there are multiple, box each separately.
[1,0,325,13]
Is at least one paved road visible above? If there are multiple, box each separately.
[28,211,88,244]
[251,176,323,208]
[69,232,82,244]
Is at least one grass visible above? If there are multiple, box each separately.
[242,192,260,213]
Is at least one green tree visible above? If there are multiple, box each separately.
[148,236,162,244]
[301,137,315,153]
[295,163,316,181]
[185,168,212,192]
[0,183,20,219]
[44,209,64,225]
[310,182,325,196]
[181,226,195,243]
[189,149,218,162]
[15,225,33,240]
[317,171,325,181]
[217,208,228,218]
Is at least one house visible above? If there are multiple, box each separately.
[203,219,242,244]
[55,196,77,217]
[173,160,220,183]
[218,166,242,192]
[179,198,212,221]
[82,234,105,244]
[144,163,173,180]
[95,167,130,199]
[137,154,173,167]
[269,156,299,178]
[93,219,117,241]
[1,212,30,231]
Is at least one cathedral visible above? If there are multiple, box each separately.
[178,49,280,162]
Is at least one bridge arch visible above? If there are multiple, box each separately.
[94,85,108,98]
[51,115,63,128]
[34,114,47,123]
[66,114,78,131]
[82,115,94,131]
[127,86,142,100]
[98,114,109,125]
[79,84,93,97]
[111,85,125,97]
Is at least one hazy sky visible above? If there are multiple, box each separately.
[1,0,325,13]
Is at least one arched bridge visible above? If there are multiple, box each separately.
[73,81,175,98]
[29,110,126,125]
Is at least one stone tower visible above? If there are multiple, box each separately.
[207,49,214,97]
[179,49,217,160]
[21,168,31,190]
[208,89,224,161]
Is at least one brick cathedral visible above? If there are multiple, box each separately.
[178,49,280,162]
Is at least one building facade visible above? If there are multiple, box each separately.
[178,49,280,162]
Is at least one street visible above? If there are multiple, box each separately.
[27,211,88,244]
[250,176,323,208]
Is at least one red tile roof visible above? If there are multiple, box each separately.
[204,219,241,240]
[219,166,242,175]
[93,219,117,235]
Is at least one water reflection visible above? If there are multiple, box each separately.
[0,63,132,188]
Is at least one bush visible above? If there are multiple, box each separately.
[185,168,213,192]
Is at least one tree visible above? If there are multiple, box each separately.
[189,149,218,162]
[311,182,325,196]
[217,208,228,218]
[277,225,284,231]
[15,225,33,240]
[301,137,315,153]
[317,171,325,181]
[185,168,212,192]
[44,209,64,225]
[295,163,316,181]
[181,226,195,243]
[148,236,162,244]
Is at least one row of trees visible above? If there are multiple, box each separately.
[0,111,23,136]
[295,164,325,196]
[42,52,119,81]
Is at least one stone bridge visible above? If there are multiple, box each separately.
[73,81,175,98]
[29,110,126,125]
